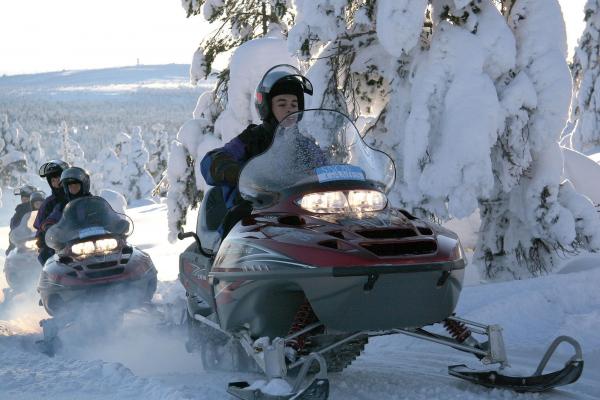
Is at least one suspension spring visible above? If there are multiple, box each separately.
[443,317,472,343]
[287,300,319,352]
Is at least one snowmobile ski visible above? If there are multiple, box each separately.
[227,378,329,400]
[448,336,584,392]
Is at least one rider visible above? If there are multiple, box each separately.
[29,191,46,212]
[200,64,313,237]
[6,185,37,255]
[9,185,37,229]
[41,167,92,233]
[34,160,71,264]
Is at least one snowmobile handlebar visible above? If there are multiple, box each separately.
[177,231,212,258]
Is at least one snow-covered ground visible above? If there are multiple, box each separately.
[1,202,599,399]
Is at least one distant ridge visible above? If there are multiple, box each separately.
[0,64,193,90]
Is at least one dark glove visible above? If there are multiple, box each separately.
[211,153,241,186]
[36,232,46,250]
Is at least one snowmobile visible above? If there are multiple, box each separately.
[3,210,42,304]
[37,195,158,355]
[178,109,584,399]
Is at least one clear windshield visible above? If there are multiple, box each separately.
[9,211,38,245]
[239,109,395,208]
[45,196,131,251]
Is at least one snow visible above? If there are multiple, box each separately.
[2,199,600,399]
[403,22,500,218]
[376,0,427,57]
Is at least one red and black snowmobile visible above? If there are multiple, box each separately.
[178,109,583,400]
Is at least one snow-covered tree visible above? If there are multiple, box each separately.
[116,131,155,201]
[60,122,86,168]
[146,123,170,182]
[0,114,29,188]
[168,0,296,240]
[90,148,123,195]
[566,0,600,153]
[472,0,600,279]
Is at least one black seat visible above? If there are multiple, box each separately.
[197,187,228,253]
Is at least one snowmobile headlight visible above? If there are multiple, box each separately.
[24,239,38,250]
[299,191,348,213]
[95,238,118,253]
[72,241,96,256]
[347,190,387,212]
[298,190,387,214]
[71,238,119,257]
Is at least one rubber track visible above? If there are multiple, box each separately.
[303,333,369,373]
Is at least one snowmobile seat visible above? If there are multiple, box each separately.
[197,187,227,253]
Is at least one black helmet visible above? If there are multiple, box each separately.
[60,167,91,201]
[39,160,70,178]
[30,190,46,210]
[255,64,313,121]
[13,184,37,197]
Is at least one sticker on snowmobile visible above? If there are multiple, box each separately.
[78,226,106,239]
[315,164,365,182]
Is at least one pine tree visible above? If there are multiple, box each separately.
[60,121,86,168]
[146,123,170,182]
[116,131,155,201]
[566,0,600,152]
[0,114,29,189]
[474,0,600,279]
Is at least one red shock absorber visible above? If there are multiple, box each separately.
[443,317,472,343]
[287,300,318,352]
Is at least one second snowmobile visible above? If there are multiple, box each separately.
[178,109,583,399]
[37,195,158,355]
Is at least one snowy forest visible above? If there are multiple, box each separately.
[160,0,600,282]
[0,68,191,204]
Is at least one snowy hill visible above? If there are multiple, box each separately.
[0,64,207,97]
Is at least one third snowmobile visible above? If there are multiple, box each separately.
[178,109,583,399]
[3,210,41,303]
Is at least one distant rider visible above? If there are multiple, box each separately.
[200,64,313,237]
[6,185,37,255]
[34,160,70,264]
[9,185,37,229]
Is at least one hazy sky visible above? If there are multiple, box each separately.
[0,0,588,76]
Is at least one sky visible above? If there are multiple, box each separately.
[0,0,588,76]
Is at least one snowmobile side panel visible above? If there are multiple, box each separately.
[212,260,463,336]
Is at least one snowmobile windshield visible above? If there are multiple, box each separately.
[45,196,132,251]
[8,211,38,245]
[239,109,396,208]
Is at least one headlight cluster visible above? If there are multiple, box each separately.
[71,238,119,256]
[298,190,387,214]
[24,239,38,250]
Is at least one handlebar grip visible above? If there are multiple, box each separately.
[177,231,195,240]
